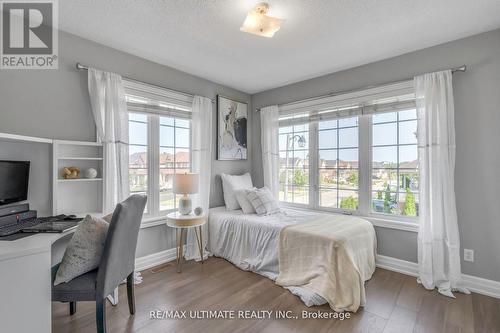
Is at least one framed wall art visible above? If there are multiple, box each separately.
[217,95,248,160]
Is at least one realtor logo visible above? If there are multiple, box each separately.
[1,0,58,69]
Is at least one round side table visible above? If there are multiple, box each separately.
[166,212,206,273]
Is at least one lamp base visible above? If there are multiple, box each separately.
[178,195,192,215]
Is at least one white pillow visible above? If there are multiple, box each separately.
[102,212,113,223]
[221,173,253,210]
[54,215,109,285]
[236,189,256,214]
[246,187,281,216]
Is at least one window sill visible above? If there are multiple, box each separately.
[139,208,179,229]
[364,216,418,233]
[139,207,419,233]
[140,216,168,229]
[280,204,419,233]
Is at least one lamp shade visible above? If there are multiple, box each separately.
[173,173,199,194]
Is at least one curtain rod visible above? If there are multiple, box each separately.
[255,65,467,112]
[76,62,215,104]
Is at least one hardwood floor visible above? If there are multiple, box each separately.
[52,257,500,333]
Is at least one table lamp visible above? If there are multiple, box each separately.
[173,173,199,215]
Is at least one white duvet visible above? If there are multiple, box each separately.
[209,206,368,307]
[276,214,377,312]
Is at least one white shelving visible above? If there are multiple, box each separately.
[53,139,102,146]
[0,133,106,218]
[57,178,103,182]
[0,132,52,144]
[52,140,105,216]
[58,157,103,161]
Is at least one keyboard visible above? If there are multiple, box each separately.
[0,215,77,237]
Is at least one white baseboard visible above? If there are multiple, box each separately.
[376,255,500,299]
[110,250,176,306]
[461,274,500,299]
[135,250,500,299]
[376,255,419,277]
[135,248,177,272]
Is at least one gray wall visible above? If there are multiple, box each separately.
[251,29,500,282]
[2,27,499,282]
[0,30,252,257]
[0,142,52,216]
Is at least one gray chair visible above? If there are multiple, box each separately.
[52,194,147,333]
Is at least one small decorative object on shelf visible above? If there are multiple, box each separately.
[63,167,80,179]
[83,168,98,179]
[194,207,203,216]
[53,140,104,217]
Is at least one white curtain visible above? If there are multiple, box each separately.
[184,96,213,261]
[415,70,469,298]
[87,68,131,304]
[260,105,280,198]
[87,68,129,213]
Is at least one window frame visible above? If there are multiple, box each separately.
[276,83,419,232]
[369,110,418,220]
[278,124,311,206]
[124,80,193,226]
[157,115,192,214]
[128,112,192,224]
[128,114,149,208]
[315,118,360,212]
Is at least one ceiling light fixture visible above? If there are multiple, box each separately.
[240,2,283,38]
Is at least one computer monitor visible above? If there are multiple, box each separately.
[0,160,30,206]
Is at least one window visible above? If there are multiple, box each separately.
[129,113,149,214]
[371,109,418,216]
[276,81,419,221]
[318,117,359,210]
[159,116,190,211]
[278,123,309,204]
[125,80,193,219]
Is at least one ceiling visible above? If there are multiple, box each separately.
[60,0,500,94]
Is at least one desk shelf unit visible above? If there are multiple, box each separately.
[52,140,105,217]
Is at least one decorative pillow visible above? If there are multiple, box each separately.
[246,187,281,216]
[102,212,113,223]
[236,189,256,214]
[221,173,253,210]
[54,215,109,285]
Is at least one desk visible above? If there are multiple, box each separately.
[0,230,75,333]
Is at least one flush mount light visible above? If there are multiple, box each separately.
[240,2,283,38]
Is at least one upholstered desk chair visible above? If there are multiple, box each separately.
[52,194,147,333]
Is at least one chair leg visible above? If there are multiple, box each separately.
[69,301,76,315]
[96,299,107,333]
[127,272,136,315]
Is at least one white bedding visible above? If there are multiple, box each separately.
[276,213,376,311]
[208,207,336,306]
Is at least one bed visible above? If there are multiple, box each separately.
[208,206,376,312]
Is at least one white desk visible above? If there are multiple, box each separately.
[0,230,75,333]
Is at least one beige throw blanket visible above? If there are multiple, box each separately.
[276,214,376,312]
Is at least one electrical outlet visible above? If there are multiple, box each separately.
[464,249,474,262]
